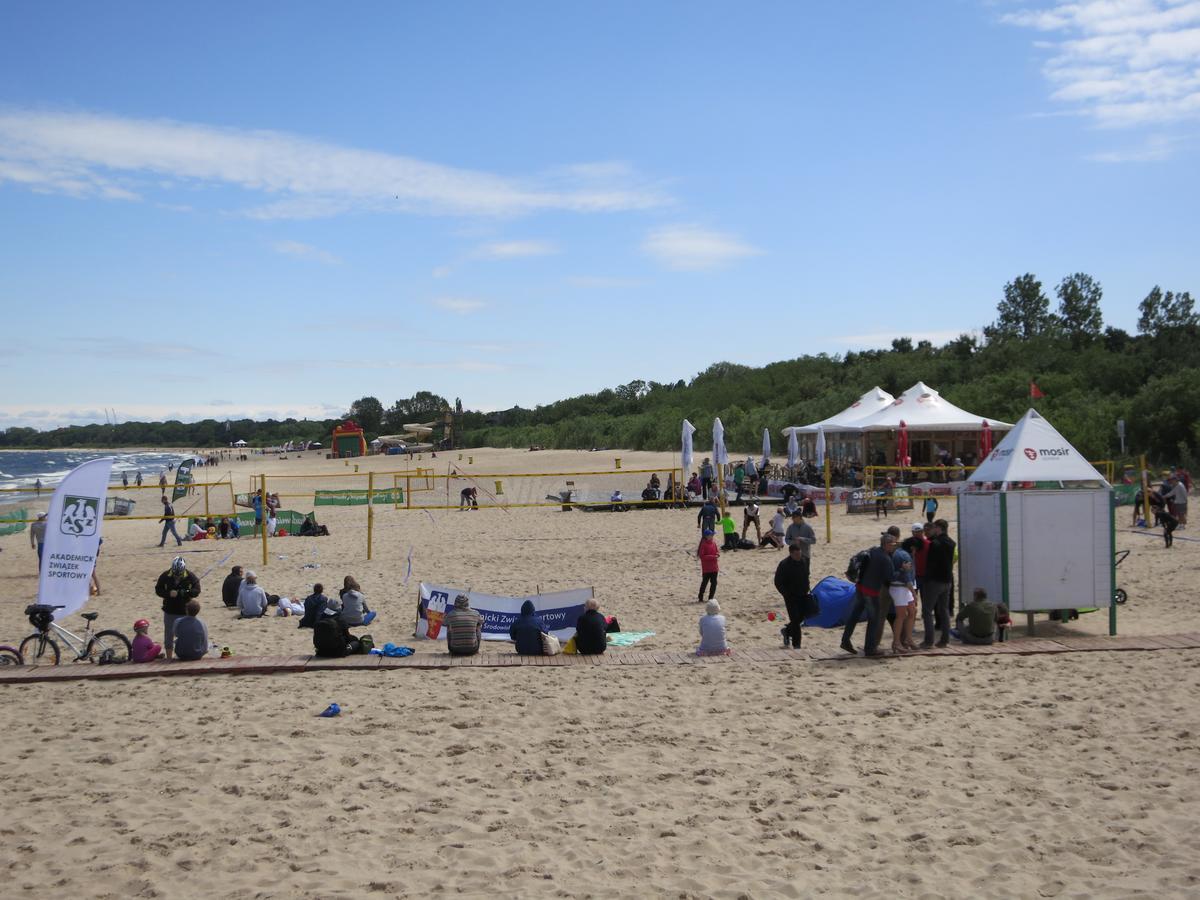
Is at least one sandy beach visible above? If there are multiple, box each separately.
[1,447,1197,897]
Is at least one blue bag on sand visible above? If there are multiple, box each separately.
[318,703,341,718]
[381,643,414,658]
[807,577,867,628]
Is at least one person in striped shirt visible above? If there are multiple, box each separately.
[445,594,482,656]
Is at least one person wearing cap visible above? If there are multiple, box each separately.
[30,512,47,571]
[901,523,930,587]
[445,593,483,656]
[697,599,730,656]
[130,619,163,663]
[237,571,269,618]
[696,529,720,602]
[155,556,201,660]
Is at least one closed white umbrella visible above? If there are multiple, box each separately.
[787,428,799,469]
[761,427,771,470]
[681,420,697,476]
[815,426,826,469]
[712,418,728,466]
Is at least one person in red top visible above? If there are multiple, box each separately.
[901,522,930,585]
[697,529,720,603]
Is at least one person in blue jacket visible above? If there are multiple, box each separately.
[509,599,545,655]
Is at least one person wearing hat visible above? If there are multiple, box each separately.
[445,593,483,656]
[130,619,164,662]
[901,523,930,587]
[696,528,720,602]
[236,571,269,618]
[155,556,201,660]
[30,512,48,572]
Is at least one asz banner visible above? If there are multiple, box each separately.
[172,458,196,501]
[38,457,113,619]
[417,583,592,641]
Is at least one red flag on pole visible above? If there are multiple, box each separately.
[1029,380,1045,399]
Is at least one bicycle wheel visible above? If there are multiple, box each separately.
[18,634,60,666]
[0,646,23,666]
[1115,588,1128,605]
[87,630,132,664]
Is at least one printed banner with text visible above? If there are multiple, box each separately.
[38,457,113,620]
[416,583,592,641]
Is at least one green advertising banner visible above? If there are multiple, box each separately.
[0,508,28,536]
[172,458,196,502]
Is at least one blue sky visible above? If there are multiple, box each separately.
[1,1,1197,429]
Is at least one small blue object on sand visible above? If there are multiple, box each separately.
[318,703,341,718]
[381,643,414,658]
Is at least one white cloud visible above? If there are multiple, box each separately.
[272,240,342,264]
[473,239,558,259]
[565,275,647,289]
[1086,133,1179,160]
[642,225,762,271]
[0,402,344,430]
[431,297,487,314]
[0,109,670,218]
[431,265,453,278]
[1003,1,1200,131]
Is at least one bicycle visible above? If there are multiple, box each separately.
[0,644,22,666]
[20,604,132,666]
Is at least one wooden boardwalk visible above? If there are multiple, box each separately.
[1,632,1198,686]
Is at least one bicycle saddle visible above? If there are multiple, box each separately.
[81,612,100,621]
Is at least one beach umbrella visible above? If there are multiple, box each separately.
[681,420,697,477]
[787,427,799,469]
[896,420,910,467]
[761,428,771,469]
[815,425,826,469]
[712,418,728,466]
[980,420,993,458]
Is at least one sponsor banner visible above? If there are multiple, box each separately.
[38,458,113,619]
[416,583,592,642]
[171,458,196,501]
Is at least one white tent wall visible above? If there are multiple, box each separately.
[960,489,1113,613]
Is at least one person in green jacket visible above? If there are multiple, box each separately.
[955,588,1008,645]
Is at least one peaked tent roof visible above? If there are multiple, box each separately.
[785,387,895,434]
[846,382,1011,432]
[968,409,1108,485]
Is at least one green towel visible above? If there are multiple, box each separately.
[607,631,654,647]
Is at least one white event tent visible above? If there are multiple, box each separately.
[959,409,1115,628]
[783,387,894,464]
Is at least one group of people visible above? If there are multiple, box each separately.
[686,456,770,502]
[1136,470,1190,548]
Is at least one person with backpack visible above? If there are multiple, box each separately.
[921,518,957,647]
[700,458,715,500]
[697,496,719,534]
[313,616,360,658]
[840,532,897,657]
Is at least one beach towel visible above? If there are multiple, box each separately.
[605,631,655,647]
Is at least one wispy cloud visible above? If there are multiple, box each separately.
[565,275,647,289]
[1003,1,1200,131]
[472,239,558,259]
[272,240,342,264]
[642,225,762,271]
[0,402,345,430]
[0,109,670,218]
[431,297,487,315]
[1086,132,1181,160]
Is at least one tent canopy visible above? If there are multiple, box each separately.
[968,409,1108,485]
[847,382,1011,432]
[233,439,247,446]
[785,386,894,434]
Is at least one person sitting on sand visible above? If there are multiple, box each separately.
[445,593,483,657]
[338,576,376,627]
[237,571,269,618]
[509,599,545,655]
[312,616,360,658]
[800,496,818,518]
[298,583,335,629]
[221,565,244,608]
[574,597,608,655]
[174,600,210,661]
[131,618,163,663]
[720,510,739,550]
[299,513,329,537]
[955,588,1008,645]
[761,508,786,549]
[697,600,731,656]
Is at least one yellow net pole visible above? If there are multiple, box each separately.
[203,483,210,519]
[406,474,411,509]
[259,475,268,568]
[367,471,375,561]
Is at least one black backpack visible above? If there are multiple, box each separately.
[845,549,871,584]
[313,618,349,658]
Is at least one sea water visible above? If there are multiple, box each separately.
[0,449,192,504]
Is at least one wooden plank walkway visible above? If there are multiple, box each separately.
[1,632,1199,686]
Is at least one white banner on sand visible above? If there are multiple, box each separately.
[416,583,593,641]
[37,457,113,619]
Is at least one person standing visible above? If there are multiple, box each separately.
[733,462,746,502]
[774,543,814,648]
[697,496,719,534]
[700,458,715,500]
[922,495,939,524]
[159,471,168,496]
[784,510,816,555]
[744,456,758,497]
[696,530,720,602]
[921,519,957,647]
[30,512,48,572]
[840,533,897,658]
[1168,475,1188,527]
[122,471,129,488]
[742,498,762,543]
[888,539,919,653]
[135,470,143,487]
[155,556,201,661]
[158,496,183,547]
[901,523,930,587]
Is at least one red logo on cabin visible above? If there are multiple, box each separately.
[1023,448,1037,461]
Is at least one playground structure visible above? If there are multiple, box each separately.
[331,421,367,458]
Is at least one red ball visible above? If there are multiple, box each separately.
[767,611,776,621]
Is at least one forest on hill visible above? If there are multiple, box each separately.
[3,274,1196,466]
